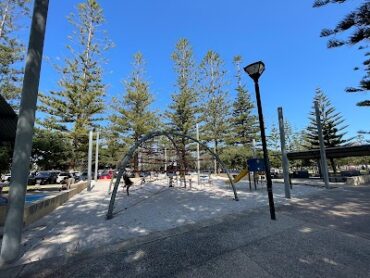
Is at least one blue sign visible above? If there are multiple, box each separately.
[247,159,265,172]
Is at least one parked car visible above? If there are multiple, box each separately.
[71,172,82,182]
[79,172,88,181]
[56,172,73,184]
[99,170,113,180]
[34,171,59,185]
[139,171,150,178]
[1,173,11,183]
[28,172,37,185]
[340,170,361,177]
[291,170,310,179]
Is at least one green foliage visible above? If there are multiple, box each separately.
[0,0,31,109]
[304,88,351,173]
[228,56,259,148]
[199,50,229,173]
[314,0,369,102]
[268,122,306,168]
[0,143,12,174]
[166,38,199,173]
[220,145,253,170]
[98,128,127,168]
[304,88,349,149]
[166,38,198,135]
[31,129,71,170]
[40,0,111,169]
[109,52,157,172]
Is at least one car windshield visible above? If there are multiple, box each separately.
[36,171,49,177]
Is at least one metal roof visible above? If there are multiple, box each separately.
[287,144,370,160]
[0,94,17,144]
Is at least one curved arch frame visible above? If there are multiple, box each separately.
[107,130,239,219]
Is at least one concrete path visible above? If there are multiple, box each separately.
[1,185,369,277]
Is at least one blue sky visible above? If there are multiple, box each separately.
[37,0,368,138]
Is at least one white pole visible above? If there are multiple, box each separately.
[94,130,99,182]
[0,0,49,265]
[315,101,330,189]
[278,107,291,198]
[196,124,200,185]
[252,139,256,158]
[164,148,167,172]
[87,130,93,191]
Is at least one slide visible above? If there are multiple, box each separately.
[225,169,249,184]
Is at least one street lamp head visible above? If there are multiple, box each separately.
[244,61,265,81]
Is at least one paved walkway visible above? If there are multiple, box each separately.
[1,185,369,277]
[2,176,320,266]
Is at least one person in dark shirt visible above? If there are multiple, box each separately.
[122,173,134,196]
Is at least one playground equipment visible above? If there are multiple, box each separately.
[231,169,249,183]
[106,130,239,219]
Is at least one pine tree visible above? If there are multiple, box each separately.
[199,50,229,174]
[98,128,127,169]
[110,52,157,176]
[40,0,111,169]
[268,121,302,168]
[229,56,259,147]
[313,0,369,105]
[0,0,30,109]
[166,38,198,176]
[304,88,350,173]
[31,129,71,170]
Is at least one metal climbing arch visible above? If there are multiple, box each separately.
[106,130,239,219]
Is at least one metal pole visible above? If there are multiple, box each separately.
[315,101,330,189]
[87,130,93,191]
[196,124,200,185]
[164,148,167,172]
[252,139,256,158]
[254,80,276,220]
[94,130,99,182]
[278,107,291,198]
[0,0,49,265]
[107,176,114,195]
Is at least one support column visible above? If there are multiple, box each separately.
[87,130,93,191]
[277,107,291,198]
[164,148,167,172]
[315,101,330,189]
[0,0,49,265]
[94,130,99,182]
[196,124,200,185]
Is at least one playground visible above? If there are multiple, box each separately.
[12,177,321,265]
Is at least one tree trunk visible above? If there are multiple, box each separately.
[213,140,218,174]
[330,158,337,174]
[317,159,322,178]
[0,0,10,39]
[133,152,139,178]
[180,138,187,187]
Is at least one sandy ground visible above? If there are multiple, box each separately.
[14,175,322,265]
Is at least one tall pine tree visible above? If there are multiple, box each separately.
[0,0,30,109]
[199,50,229,174]
[229,56,258,147]
[304,88,350,173]
[314,0,369,105]
[166,38,198,175]
[110,52,157,176]
[40,0,111,169]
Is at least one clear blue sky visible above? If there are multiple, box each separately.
[37,0,368,138]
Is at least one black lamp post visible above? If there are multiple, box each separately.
[244,61,276,220]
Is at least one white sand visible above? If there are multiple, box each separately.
[16,175,322,264]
